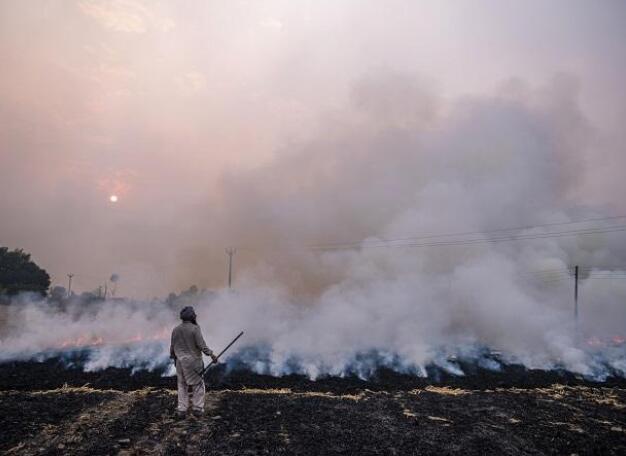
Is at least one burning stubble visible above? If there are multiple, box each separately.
[1,2,626,382]
[1,76,626,380]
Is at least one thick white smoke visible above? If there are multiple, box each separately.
[1,76,625,380]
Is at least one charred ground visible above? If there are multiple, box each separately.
[1,384,625,455]
[2,354,626,392]
[1,359,626,455]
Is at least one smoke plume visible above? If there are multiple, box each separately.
[2,75,626,380]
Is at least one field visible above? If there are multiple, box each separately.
[1,359,625,455]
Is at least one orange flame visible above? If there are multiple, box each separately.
[585,335,626,348]
[56,326,170,350]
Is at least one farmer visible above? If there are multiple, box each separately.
[170,306,218,417]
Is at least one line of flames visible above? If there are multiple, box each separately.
[585,335,626,348]
[56,331,626,351]
[58,327,170,350]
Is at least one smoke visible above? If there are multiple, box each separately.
[1,75,626,381]
[2,1,626,297]
[2,1,626,380]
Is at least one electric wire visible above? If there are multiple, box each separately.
[311,225,626,251]
[309,214,626,250]
[313,214,626,247]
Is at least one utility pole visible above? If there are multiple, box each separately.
[226,247,236,289]
[574,265,579,323]
[67,274,74,298]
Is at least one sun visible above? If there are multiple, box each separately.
[109,195,119,203]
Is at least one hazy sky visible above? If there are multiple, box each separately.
[1,0,625,297]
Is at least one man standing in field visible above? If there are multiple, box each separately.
[170,306,218,417]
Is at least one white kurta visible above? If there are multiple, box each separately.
[170,322,214,386]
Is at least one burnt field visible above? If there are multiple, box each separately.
[1,359,626,455]
[2,350,626,392]
[1,384,625,455]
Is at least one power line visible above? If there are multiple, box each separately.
[586,277,626,280]
[587,275,626,279]
[309,214,626,250]
[524,269,570,274]
[228,215,626,254]
[311,225,626,251]
[523,270,626,279]
[521,270,572,277]
[537,279,570,285]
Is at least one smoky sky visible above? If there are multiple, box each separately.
[1,0,626,297]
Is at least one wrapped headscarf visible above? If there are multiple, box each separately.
[180,306,197,325]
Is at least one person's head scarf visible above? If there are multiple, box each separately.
[180,306,197,325]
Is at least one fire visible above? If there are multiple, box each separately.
[60,335,104,349]
[612,335,626,345]
[585,335,626,348]
[585,337,603,348]
[57,326,170,350]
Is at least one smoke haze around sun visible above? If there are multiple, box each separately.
[3,68,626,380]
[1,1,626,379]
[0,0,625,298]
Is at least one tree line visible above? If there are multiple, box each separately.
[0,247,50,297]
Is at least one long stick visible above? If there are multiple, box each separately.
[201,331,244,377]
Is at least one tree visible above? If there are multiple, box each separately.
[0,247,51,296]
